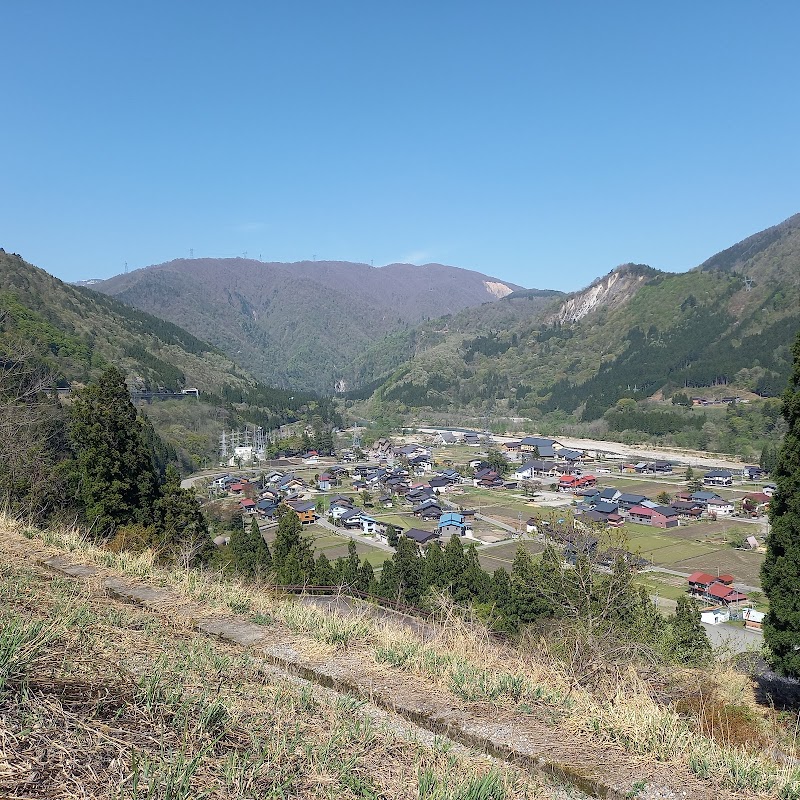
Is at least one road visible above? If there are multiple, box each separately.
[702,622,763,653]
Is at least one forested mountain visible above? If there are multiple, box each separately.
[91,258,525,393]
[360,214,800,420]
[0,252,335,467]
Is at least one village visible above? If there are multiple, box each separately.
[197,428,772,639]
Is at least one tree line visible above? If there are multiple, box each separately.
[228,511,711,667]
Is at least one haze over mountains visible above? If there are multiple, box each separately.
[93,259,526,393]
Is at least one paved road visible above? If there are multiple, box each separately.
[702,621,763,653]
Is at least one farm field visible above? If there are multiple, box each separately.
[475,540,544,573]
[621,522,764,586]
[259,522,392,569]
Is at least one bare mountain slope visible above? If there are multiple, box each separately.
[93,259,523,392]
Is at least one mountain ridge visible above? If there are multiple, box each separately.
[92,258,526,392]
[359,213,800,418]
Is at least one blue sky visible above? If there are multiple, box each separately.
[2,1,798,291]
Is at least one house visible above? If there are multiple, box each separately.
[743,492,770,513]
[502,441,522,460]
[413,499,442,519]
[438,512,467,537]
[763,483,777,497]
[616,493,648,513]
[429,476,453,493]
[404,528,440,545]
[513,460,560,479]
[579,509,624,527]
[687,572,747,606]
[558,474,597,491]
[239,498,257,514]
[706,582,748,606]
[285,500,316,524]
[520,436,559,457]
[317,474,333,491]
[704,469,733,487]
[557,448,584,463]
[627,505,679,529]
[701,607,731,625]
[705,497,735,517]
[526,518,538,534]
[687,571,716,597]
[255,499,279,519]
[377,494,394,508]
[434,431,457,445]
[742,465,765,481]
[360,515,385,536]
[339,508,365,528]
[670,500,703,520]
[689,491,722,507]
[463,431,481,446]
[743,608,765,631]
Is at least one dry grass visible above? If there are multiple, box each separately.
[0,560,556,799]
[7,513,800,797]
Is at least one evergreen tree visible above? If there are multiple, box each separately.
[314,552,335,585]
[357,560,374,594]
[339,539,360,587]
[153,466,212,567]
[461,542,490,604]
[762,331,800,677]
[669,596,712,666]
[489,567,517,633]
[423,541,445,589]
[387,525,400,548]
[442,535,466,597]
[760,443,779,475]
[394,535,426,605]
[272,510,313,584]
[68,367,160,533]
[229,515,272,578]
[510,545,555,624]
[377,559,400,601]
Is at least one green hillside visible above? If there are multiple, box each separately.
[358,215,800,437]
[0,251,332,467]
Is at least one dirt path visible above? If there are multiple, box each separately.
[0,527,761,800]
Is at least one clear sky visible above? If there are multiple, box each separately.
[2,1,798,291]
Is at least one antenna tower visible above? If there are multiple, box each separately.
[744,276,754,291]
[124,261,128,274]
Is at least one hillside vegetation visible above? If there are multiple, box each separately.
[93,258,526,393]
[0,252,336,469]
[356,214,800,453]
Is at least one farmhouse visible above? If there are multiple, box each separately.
[687,571,748,606]
[704,469,733,487]
[520,436,559,457]
[438,512,468,537]
[627,505,679,529]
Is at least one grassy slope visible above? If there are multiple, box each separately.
[5,518,800,798]
[1,544,545,799]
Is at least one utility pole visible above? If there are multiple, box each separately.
[189,248,194,259]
